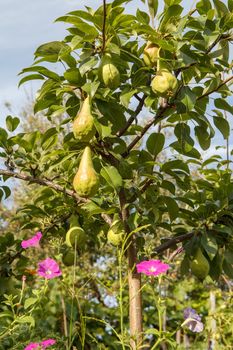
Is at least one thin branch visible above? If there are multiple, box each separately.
[0,169,112,225]
[197,75,233,100]
[117,95,146,137]
[0,169,86,204]
[175,34,225,77]
[102,0,107,53]
[122,102,171,157]
[153,232,194,256]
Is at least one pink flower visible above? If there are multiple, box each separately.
[24,343,40,350]
[41,339,56,348]
[136,260,170,276]
[21,232,42,249]
[37,258,62,279]
[24,339,56,349]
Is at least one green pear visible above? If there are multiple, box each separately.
[99,54,120,89]
[73,96,95,142]
[66,226,86,248]
[107,219,125,246]
[151,69,178,97]
[190,248,210,280]
[73,146,99,198]
[143,42,160,67]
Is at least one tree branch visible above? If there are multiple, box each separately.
[175,34,225,77]
[122,102,171,157]
[153,232,195,256]
[0,169,86,204]
[102,0,107,53]
[197,75,233,101]
[117,94,146,137]
[0,169,112,225]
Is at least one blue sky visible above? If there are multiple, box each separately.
[0,0,82,118]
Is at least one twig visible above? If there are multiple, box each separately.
[0,169,112,225]
[175,34,225,77]
[0,169,86,203]
[102,0,107,53]
[122,102,171,157]
[117,95,146,137]
[153,232,194,255]
[197,75,233,100]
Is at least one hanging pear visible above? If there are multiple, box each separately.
[151,69,178,97]
[107,218,125,246]
[99,54,120,89]
[73,96,95,142]
[143,42,160,67]
[190,248,210,280]
[73,146,99,198]
[66,214,86,248]
[66,227,86,248]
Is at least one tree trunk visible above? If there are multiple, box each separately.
[128,242,143,349]
[119,188,143,349]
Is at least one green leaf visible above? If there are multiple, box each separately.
[136,9,150,24]
[213,116,230,139]
[215,98,233,115]
[201,233,218,260]
[146,133,165,156]
[170,141,201,159]
[120,89,137,108]
[213,0,228,15]
[160,180,176,195]
[24,298,38,310]
[225,249,233,264]
[1,186,11,199]
[160,5,183,31]
[41,128,58,150]
[178,86,197,112]
[34,41,68,62]
[196,0,212,15]
[18,74,44,87]
[6,116,20,132]
[228,0,233,11]
[0,127,8,148]
[68,10,93,22]
[19,66,60,81]
[0,311,13,319]
[16,315,35,327]
[223,259,233,279]
[162,196,179,221]
[195,126,211,150]
[162,160,190,174]
[101,166,123,190]
[147,0,158,18]
[174,123,194,153]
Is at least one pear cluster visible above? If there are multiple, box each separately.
[143,41,178,98]
[72,96,99,198]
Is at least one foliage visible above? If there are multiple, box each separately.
[0,0,233,349]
